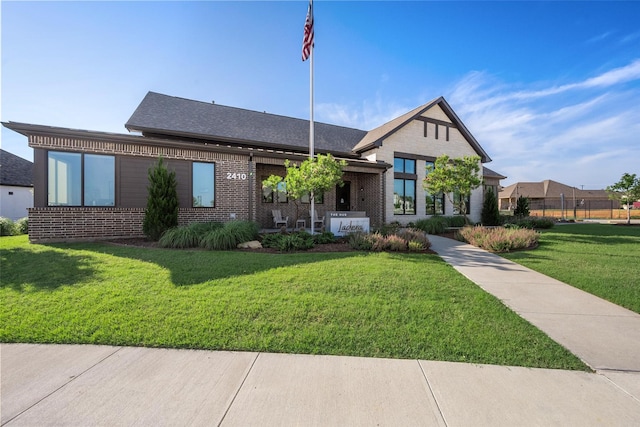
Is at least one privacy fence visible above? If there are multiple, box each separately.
[525,199,640,220]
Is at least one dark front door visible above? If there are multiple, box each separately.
[336,181,351,211]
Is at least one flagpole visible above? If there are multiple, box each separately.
[309,0,315,235]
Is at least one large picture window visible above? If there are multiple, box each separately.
[192,162,215,207]
[48,151,114,206]
[394,157,416,215]
[84,154,115,206]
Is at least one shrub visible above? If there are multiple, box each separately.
[481,188,501,226]
[15,217,29,235]
[348,232,373,251]
[369,233,390,252]
[375,222,401,236]
[414,217,448,234]
[504,216,555,230]
[200,221,259,250]
[408,240,426,252]
[444,216,469,227]
[159,222,223,248]
[396,228,431,250]
[143,157,179,241]
[313,231,336,244]
[386,234,408,251]
[276,233,314,252]
[457,226,539,253]
[0,217,16,236]
[514,196,530,218]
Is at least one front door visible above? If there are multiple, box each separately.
[336,181,351,211]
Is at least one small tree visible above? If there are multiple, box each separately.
[143,157,179,240]
[423,155,482,223]
[606,172,640,225]
[263,154,347,224]
[481,188,501,226]
[514,195,530,218]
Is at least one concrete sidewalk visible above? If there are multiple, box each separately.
[2,236,640,425]
[2,343,640,426]
[428,235,640,373]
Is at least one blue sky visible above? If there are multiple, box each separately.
[2,1,639,189]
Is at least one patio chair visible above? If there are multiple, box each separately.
[272,209,289,228]
[313,210,324,229]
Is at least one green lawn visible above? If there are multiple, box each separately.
[0,235,587,370]
[502,223,640,314]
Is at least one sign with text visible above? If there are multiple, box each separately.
[327,211,370,236]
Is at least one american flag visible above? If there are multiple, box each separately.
[302,1,314,61]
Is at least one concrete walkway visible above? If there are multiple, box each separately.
[428,235,640,373]
[2,237,640,426]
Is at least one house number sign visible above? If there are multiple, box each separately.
[226,173,247,180]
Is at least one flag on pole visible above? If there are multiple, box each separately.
[302,1,314,61]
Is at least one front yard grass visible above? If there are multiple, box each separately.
[501,223,640,314]
[1,235,587,370]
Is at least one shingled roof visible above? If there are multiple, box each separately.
[352,97,491,163]
[0,149,33,187]
[500,180,609,199]
[125,92,367,157]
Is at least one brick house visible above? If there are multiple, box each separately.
[2,92,499,242]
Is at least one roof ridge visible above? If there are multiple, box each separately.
[145,91,366,132]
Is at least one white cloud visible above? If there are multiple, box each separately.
[447,59,640,188]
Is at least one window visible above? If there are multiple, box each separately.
[84,154,115,206]
[394,179,416,215]
[453,192,470,215]
[425,161,444,215]
[192,162,215,207]
[426,192,445,215]
[394,157,416,215]
[261,178,288,203]
[301,191,323,204]
[48,151,114,206]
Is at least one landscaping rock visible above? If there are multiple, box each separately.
[238,240,263,249]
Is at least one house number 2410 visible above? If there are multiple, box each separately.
[226,172,247,180]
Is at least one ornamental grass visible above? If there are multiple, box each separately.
[457,226,539,253]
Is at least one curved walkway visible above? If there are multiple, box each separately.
[2,238,640,426]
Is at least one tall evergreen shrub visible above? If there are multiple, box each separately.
[514,195,530,218]
[143,157,179,240]
[481,188,501,226]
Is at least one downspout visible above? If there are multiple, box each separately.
[248,152,254,222]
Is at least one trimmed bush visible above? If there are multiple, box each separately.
[0,217,16,236]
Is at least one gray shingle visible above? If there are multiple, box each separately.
[0,149,33,187]
[125,92,367,156]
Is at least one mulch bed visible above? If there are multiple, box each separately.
[105,237,438,254]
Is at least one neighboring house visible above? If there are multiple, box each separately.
[499,180,618,214]
[0,149,33,220]
[2,91,501,242]
[483,166,506,199]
